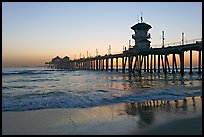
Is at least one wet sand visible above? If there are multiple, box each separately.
[139,115,202,135]
[2,96,202,135]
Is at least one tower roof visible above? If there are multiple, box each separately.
[131,22,152,30]
[63,56,69,60]
[52,56,62,62]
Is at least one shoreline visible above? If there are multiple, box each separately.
[2,97,202,135]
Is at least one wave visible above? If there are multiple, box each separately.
[9,78,60,83]
[2,86,202,112]
[2,70,50,76]
[2,68,202,112]
[2,85,40,90]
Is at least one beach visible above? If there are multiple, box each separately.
[2,96,202,135]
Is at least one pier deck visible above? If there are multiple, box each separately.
[45,40,202,76]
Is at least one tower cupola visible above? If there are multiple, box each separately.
[131,19,152,51]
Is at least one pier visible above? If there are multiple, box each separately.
[45,20,202,76]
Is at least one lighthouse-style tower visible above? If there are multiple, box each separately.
[131,17,152,51]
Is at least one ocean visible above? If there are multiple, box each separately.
[2,67,202,112]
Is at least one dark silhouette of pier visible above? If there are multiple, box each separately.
[45,20,202,76]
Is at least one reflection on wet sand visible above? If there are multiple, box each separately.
[77,96,202,127]
[123,96,201,130]
[2,96,202,135]
[78,96,202,134]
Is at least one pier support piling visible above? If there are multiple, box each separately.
[189,50,193,74]
[198,50,201,74]
[150,54,153,73]
[116,58,118,72]
[111,57,113,71]
[144,56,146,72]
[147,55,149,72]
[154,54,156,72]
[128,56,133,73]
[106,58,108,71]
[158,54,160,73]
[180,51,185,76]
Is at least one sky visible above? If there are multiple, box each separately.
[2,2,202,67]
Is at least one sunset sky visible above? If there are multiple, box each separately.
[2,2,202,67]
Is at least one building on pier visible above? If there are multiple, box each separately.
[52,56,62,63]
[62,56,70,61]
[130,18,152,52]
[51,56,62,69]
[61,56,70,69]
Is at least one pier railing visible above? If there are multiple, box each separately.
[151,38,202,48]
[102,38,202,56]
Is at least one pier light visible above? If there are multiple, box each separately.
[96,49,98,56]
[108,45,111,55]
[162,31,165,48]
[182,32,184,45]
